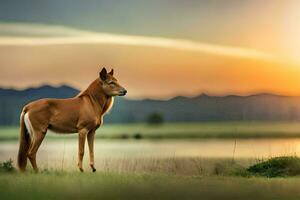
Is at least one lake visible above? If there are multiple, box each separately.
[1,138,300,171]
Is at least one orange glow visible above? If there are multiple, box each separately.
[1,21,300,99]
[0,42,299,99]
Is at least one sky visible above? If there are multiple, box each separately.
[0,0,300,99]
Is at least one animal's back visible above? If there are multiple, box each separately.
[22,97,82,133]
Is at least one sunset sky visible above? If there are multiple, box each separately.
[0,0,300,99]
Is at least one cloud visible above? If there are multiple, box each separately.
[0,22,277,62]
[0,22,84,37]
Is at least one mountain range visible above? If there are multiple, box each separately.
[1,85,300,125]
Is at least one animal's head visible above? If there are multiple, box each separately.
[99,67,127,96]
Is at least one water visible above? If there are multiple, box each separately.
[1,138,300,160]
[1,138,300,171]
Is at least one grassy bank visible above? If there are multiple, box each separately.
[1,171,300,200]
[1,157,300,200]
[2,121,300,140]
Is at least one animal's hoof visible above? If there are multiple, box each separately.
[79,168,84,172]
[90,164,96,172]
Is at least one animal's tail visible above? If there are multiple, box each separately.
[17,111,31,172]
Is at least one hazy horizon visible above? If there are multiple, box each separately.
[2,82,300,101]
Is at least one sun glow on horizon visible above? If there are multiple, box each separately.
[0,22,300,98]
[282,1,300,64]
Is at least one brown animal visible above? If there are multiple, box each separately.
[17,67,127,172]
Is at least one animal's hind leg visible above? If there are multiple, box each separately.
[28,132,46,172]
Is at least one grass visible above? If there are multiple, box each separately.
[2,121,300,140]
[1,157,251,176]
[17,156,299,178]
[1,157,300,199]
[1,171,300,200]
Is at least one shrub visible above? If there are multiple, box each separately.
[247,156,300,177]
[0,159,15,173]
[133,133,142,139]
[146,112,164,125]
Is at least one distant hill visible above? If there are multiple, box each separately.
[1,85,300,125]
[0,85,79,125]
[0,85,79,98]
[110,93,300,123]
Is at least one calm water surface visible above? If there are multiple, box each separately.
[1,138,300,160]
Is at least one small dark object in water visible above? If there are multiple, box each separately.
[120,134,129,139]
[133,133,142,139]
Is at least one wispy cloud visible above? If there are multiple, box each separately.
[0,22,277,62]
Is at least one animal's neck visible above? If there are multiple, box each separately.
[79,79,114,115]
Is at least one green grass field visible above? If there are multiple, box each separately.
[1,156,300,200]
[1,171,300,200]
[2,121,300,140]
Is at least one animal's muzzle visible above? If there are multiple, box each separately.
[119,89,127,96]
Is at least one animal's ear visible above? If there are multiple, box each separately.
[109,69,114,76]
[99,67,107,81]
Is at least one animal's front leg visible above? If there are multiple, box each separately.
[87,131,96,172]
[78,129,88,172]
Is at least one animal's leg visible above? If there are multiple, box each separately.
[78,129,88,172]
[87,131,96,172]
[28,132,46,172]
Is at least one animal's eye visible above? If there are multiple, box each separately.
[109,82,115,85]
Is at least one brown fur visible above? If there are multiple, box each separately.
[17,68,126,172]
